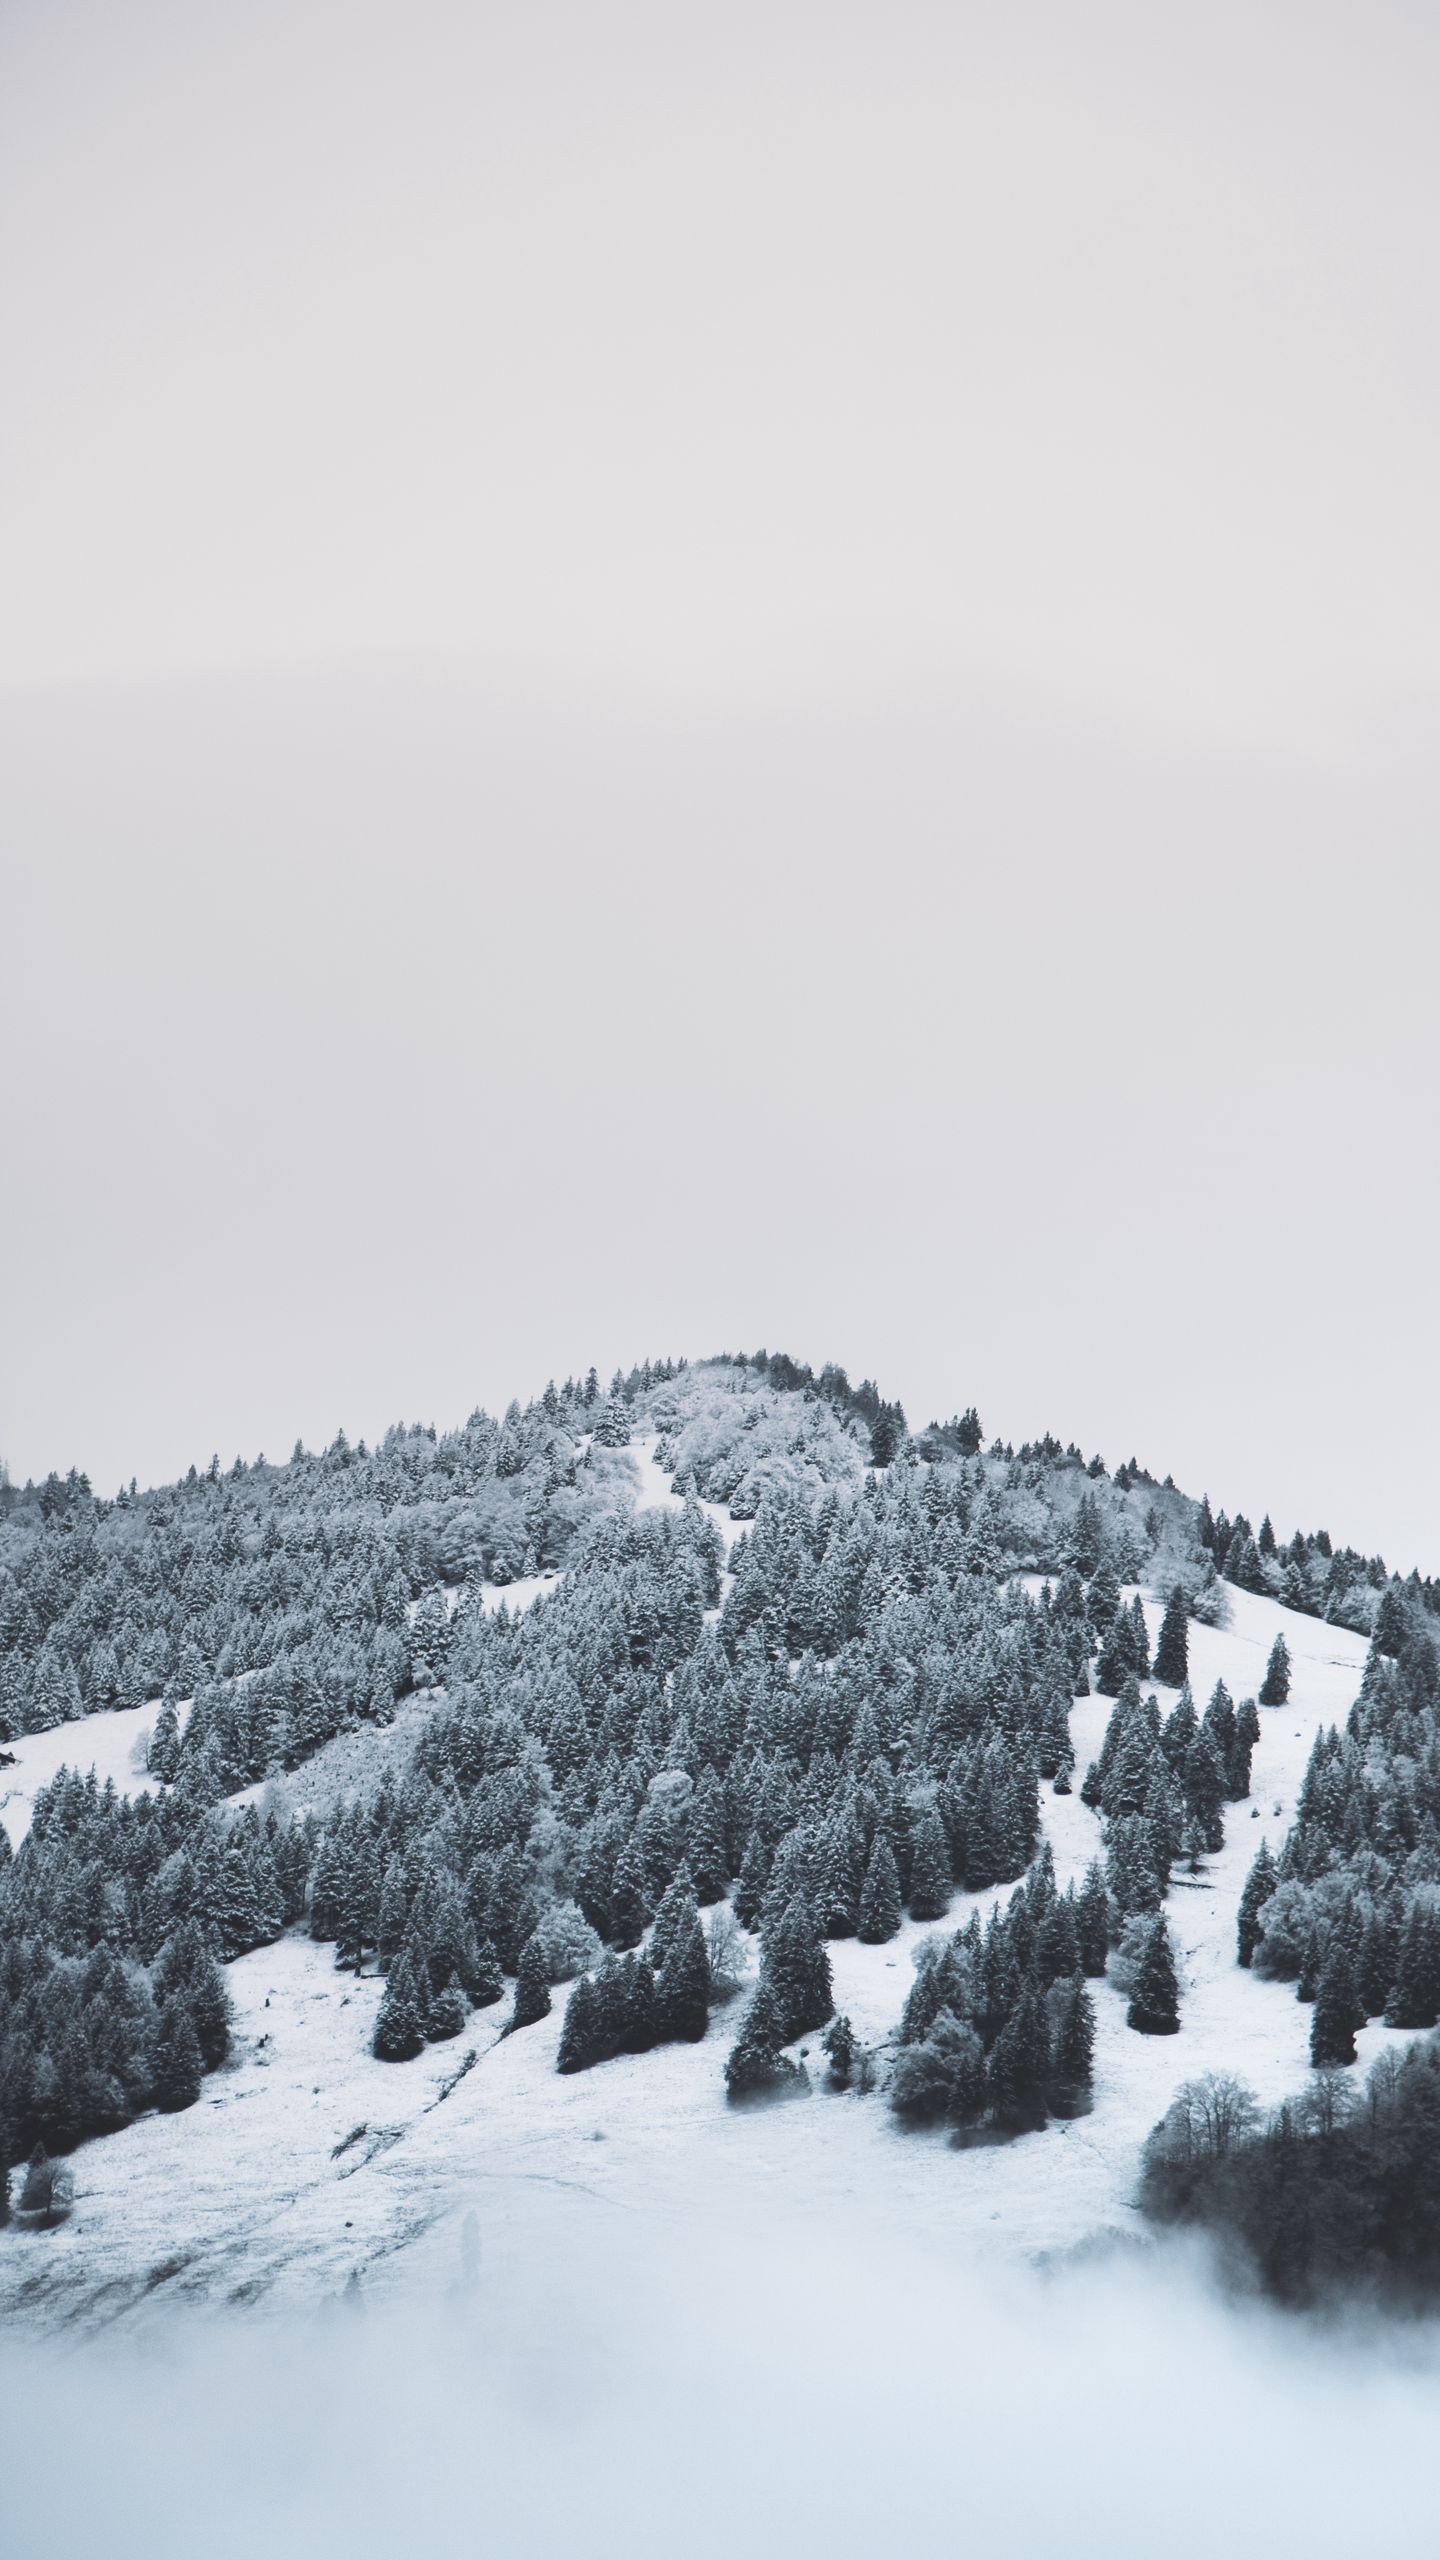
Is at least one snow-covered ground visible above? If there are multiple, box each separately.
[0,1574,1396,2333]
[0,1702,159,1848]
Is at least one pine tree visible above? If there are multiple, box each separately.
[148,1694,181,1782]
[822,2013,856,2088]
[373,1948,426,2060]
[1310,1941,1364,2067]
[1385,1901,1440,2030]
[686,1775,730,1905]
[762,1897,834,2041]
[1183,1729,1227,1854]
[557,1974,600,2074]
[0,2112,11,2229]
[857,1835,902,1943]
[509,1933,552,2032]
[907,1804,953,1921]
[987,1984,1050,2131]
[1236,1840,1278,1967]
[1075,1861,1110,1976]
[725,1979,804,2101]
[1127,1916,1180,2035]
[1046,1971,1096,2113]
[1228,1697,1260,1800]
[1153,1586,1189,1687]
[608,1836,649,1950]
[1259,1635,1292,1706]
[655,1896,711,2044]
[153,1996,205,2109]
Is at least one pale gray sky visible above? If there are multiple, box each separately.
[2,1,1437,1565]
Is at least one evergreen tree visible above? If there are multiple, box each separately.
[1046,1971,1096,2113]
[762,1897,834,2041]
[1310,1942,1365,2068]
[608,1836,649,1951]
[1127,1916,1180,2035]
[1385,1902,1440,2030]
[153,1997,204,2110]
[1259,1635,1292,1706]
[725,1979,805,2101]
[148,1694,181,1782]
[655,1896,711,2043]
[857,1835,902,1944]
[822,2012,856,2088]
[907,1804,953,1921]
[509,1933,553,2032]
[987,1984,1049,2131]
[1236,1840,1278,1967]
[557,1973,599,2074]
[373,1949,426,2060]
[1152,1585,1189,1687]
[1075,1861,1110,1976]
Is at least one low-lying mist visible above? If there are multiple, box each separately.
[4,2211,1435,2559]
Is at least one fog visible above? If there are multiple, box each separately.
[4,2219,1435,2558]
[3,1,1438,1558]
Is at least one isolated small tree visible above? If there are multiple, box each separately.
[1259,1635,1292,1706]
[822,2013,856,2089]
[705,1904,752,2001]
[1127,1916,1180,2035]
[1152,1586,1189,1688]
[373,1948,426,2060]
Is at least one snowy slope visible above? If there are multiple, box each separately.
[0,1703,160,1849]
[0,1572,1398,2333]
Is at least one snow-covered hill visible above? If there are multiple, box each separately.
[1,1538,1396,2334]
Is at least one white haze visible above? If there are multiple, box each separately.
[3,2223,1436,2559]
[2,0,1438,1559]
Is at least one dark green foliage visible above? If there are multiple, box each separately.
[509,1934,552,2033]
[1153,1585,1189,1687]
[1128,1916,1180,2035]
[725,1979,806,2102]
[153,1998,204,2111]
[761,1898,833,2043]
[987,1984,1050,2131]
[373,1949,427,2060]
[6,1353,1430,2183]
[1236,1841,1278,1967]
[425,1976,469,2042]
[1046,1972,1095,2113]
[906,1804,952,1922]
[1141,2034,1440,2307]
[1385,1901,1440,2030]
[1310,1943,1364,2067]
[822,2012,856,2088]
[655,1894,711,2044]
[1075,1861,1110,1975]
[1259,1634,1291,1705]
[891,2011,986,2126]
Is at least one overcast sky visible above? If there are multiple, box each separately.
[2,0,1437,1568]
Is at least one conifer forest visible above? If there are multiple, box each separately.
[4,1350,1439,2309]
